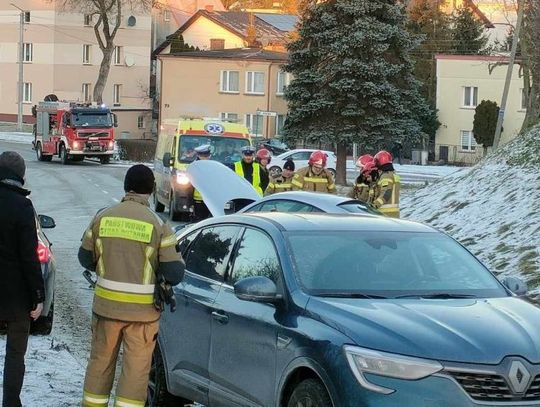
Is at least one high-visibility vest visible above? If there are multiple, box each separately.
[234,161,263,196]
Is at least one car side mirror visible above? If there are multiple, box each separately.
[38,215,56,229]
[234,276,281,304]
[501,276,528,296]
[162,152,172,168]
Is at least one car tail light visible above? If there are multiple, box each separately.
[37,241,50,263]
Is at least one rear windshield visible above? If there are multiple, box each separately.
[178,135,250,165]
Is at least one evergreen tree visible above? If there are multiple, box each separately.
[473,100,499,156]
[406,0,454,105]
[451,5,489,55]
[283,0,429,183]
[170,35,196,53]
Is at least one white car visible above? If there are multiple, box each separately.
[268,149,337,178]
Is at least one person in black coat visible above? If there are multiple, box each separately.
[0,151,45,407]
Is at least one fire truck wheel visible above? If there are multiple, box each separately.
[100,156,111,165]
[36,142,45,161]
[60,144,70,165]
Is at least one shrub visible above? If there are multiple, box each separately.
[116,139,156,162]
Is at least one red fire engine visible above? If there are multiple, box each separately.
[33,101,117,165]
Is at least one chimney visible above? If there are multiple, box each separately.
[205,4,214,12]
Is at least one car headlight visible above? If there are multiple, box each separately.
[344,345,443,395]
[176,172,190,185]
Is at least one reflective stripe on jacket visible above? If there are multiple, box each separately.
[81,193,181,322]
[347,179,374,204]
[234,161,263,195]
[291,166,336,194]
[373,171,400,218]
[265,175,293,196]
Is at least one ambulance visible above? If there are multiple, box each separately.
[153,118,252,221]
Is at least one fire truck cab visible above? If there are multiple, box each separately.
[33,101,117,165]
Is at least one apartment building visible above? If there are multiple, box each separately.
[158,48,289,138]
[0,0,152,138]
[435,54,525,164]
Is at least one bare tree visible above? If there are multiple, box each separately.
[521,0,540,130]
[57,0,151,104]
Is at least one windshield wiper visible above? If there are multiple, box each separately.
[314,292,387,299]
[394,293,478,299]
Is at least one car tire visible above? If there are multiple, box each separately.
[269,166,282,178]
[31,301,53,336]
[146,345,190,407]
[169,193,181,222]
[154,191,165,213]
[287,378,332,407]
[60,144,70,165]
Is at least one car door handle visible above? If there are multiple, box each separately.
[212,311,229,324]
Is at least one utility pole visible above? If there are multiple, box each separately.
[11,3,25,131]
[492,0,525,149]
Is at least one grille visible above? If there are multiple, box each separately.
[448,371,540,402]
[78,132,109,138]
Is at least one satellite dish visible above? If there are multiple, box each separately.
[124,55,135,67]
[127,16,136,27]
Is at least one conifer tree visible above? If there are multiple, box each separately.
[283,0,429,183]
[451,5,489,55]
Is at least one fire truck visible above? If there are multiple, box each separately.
[33,101,117,165]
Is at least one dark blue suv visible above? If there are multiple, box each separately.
[147,213,540,407]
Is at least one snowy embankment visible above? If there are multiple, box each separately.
[402,126,540,296]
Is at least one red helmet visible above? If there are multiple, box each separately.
[374,150,393,167]
[256,148,271,163]
[308,150,327,167]
[361,161,378,176]
[356,154,374,169]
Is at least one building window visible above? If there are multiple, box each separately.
[114,46,122,65]
[163,9,171,22]
[23,43,33,62]
[246,71,265,95]
[84,14,92,26]
[23,82,32,102]
[220,112,239,122]
[276,114,286,136]
[82,83,92,102]
[460,130,477,152]
[210,39,225,50]
[137,116,145,129]
[83,44,91,64]
[521,88,528,110]
[220,70,239,93]
[463,86,478,108]
[113,84,121,105]
[245,114,263,136]
[277,71,289,95]
[24,11,30,23]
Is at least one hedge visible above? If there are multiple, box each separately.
[116,139,156,162]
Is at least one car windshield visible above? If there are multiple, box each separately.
[178,135,250,164]
[286,231,507,298]
[338,201,381,215]
[72,113,113,128]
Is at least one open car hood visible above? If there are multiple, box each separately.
[187,160,260,216]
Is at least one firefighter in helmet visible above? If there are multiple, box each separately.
[291,150,336,194]
[265,159,295,196]
[191,144,212,220]
[79,164,185,407]
[230,146,269,196]
[256,148,272,174]
[372,150,401,218]
[348,158,378,204]
[348,154,374,203]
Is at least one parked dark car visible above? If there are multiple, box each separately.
[256,138,289,155]
[148,213,537,407]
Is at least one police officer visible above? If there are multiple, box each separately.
[291,150,336,194]
[230,146,269,196]
[191,144,212,220]
[78,164,185,407]
[265,159,295,196]
[373,150,401,218]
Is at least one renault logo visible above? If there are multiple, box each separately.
[508,360,531,394]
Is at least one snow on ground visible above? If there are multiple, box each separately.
[0,336,84,406]
[403,126,540,297]
[0,132,33,144]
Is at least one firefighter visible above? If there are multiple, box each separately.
[265,159,295,196]
[372,150,401,218]
[348,160,378,204]
[191,144,212,220]
[291,150,336,194]
[256,148,272,174]
[231,146,269,196]
[78,164,185,407]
